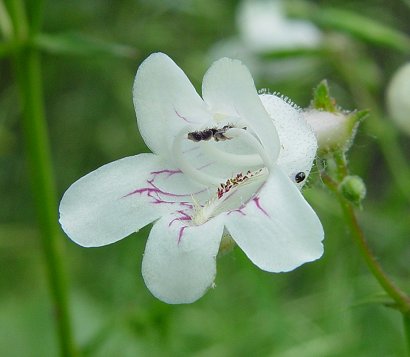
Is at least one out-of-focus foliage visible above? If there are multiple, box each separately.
[1,0,410,356]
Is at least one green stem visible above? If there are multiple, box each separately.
[26,0,44,34]
[7,1,77,356]
[340,199,410,313]
[14,44,77,357]
[333,151,348,180]
[332,49,410,202]
[404,313,410,355]
[322,174,410,314]
[14,47,77,357]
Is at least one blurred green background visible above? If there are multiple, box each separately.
[1,0,410,356]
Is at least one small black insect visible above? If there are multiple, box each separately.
[187,125,235,142]
[187,129,214,142]
[294,171,306,183]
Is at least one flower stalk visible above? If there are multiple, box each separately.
[321,162,410,353]
[331,46,410,202]
[14,47,77,357]
[321,160,410,312]
[313,78,410,352]
[7,0,76,356]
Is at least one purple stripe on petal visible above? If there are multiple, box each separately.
[178,226,188,243]
[169,210,192,227]
[253,196,269,217]
[175,109,199,124]
[151,169,182,177]
[122,169,205,209]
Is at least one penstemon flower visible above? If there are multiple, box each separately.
[59,53,324,304]
[237,0,322,52]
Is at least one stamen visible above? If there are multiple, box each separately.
[191,167,268,225]
[217,169,262,199]
[172,129,224,187]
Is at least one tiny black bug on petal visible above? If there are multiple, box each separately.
[295,172,306,183]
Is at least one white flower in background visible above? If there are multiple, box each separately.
[209,0,322,83]
[386,62,410,136]
[237,0,322,52]
[59,53,324,304]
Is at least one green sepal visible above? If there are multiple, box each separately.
[341,109,369,153]
[348,109,369,128]
[311,79,337,112]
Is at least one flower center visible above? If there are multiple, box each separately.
[191,167,268,225]
[172,125,272,184]
[172,124,272,225]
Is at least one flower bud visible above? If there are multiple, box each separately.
[303,109,363,153]
[306,80,367,154]
[386,62,410,136]
[304,110,348,149]
[339,175,366,207]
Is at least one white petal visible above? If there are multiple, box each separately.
[224,167,324,272]
[260,94,317,187]
[133,53,211,157]
[142,213,224,304]
[202,57,280,163]
[59,154,204,247]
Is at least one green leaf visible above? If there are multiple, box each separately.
[0,40,15,58]
[311,79,336,112]
[288,3,410,53]
[318,8,410,53]
[260,47,326,60]
[33,32,137,59]
[350,292,398,309]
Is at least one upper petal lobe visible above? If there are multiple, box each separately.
[202,57,281,163]
[133,53,211,158]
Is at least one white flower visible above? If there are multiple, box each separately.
[386,62,410,136]
[209,0,322,83]
[59,53,324,304]
[237,0,322,52]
